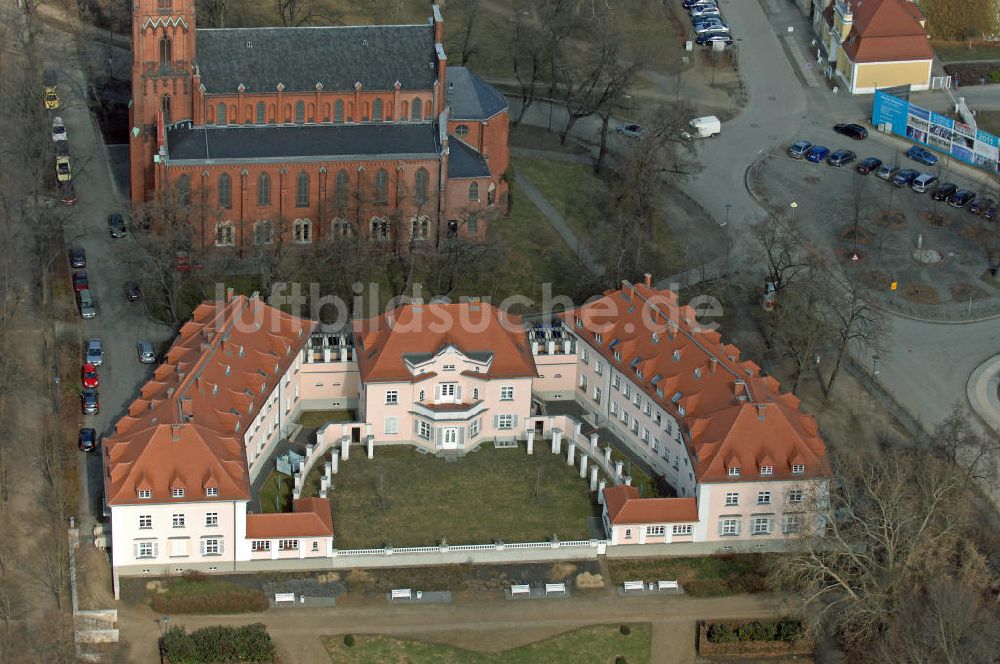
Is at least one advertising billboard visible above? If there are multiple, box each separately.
[871,90,999,175]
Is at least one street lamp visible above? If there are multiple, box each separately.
[789,201,798,223]
[723,203,732,227]
[872,354,880,375]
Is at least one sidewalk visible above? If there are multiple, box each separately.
[966,354,1000,435]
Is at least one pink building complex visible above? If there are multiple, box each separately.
[104,279,830,595]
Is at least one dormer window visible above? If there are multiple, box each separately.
[760,465,773,476]
[694,368,702,379]
[575,317,583,328]
[594,333,603,343]
[172,488,185,498]
[138,489,151,499]
[728,466,740,477]
[205,487,219,497]
[652,332,659,343]
[443,364,455,372]
[672,350,681,361]
[613,350,621,361]
[792,464,805,474]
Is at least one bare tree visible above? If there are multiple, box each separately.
[447,0,482,65]
[274,0,339,27]
[928,404,1000,485]
[822,272,885,396]
[751,213,814,295]
[594,60,641,174]
[770,276,833,395]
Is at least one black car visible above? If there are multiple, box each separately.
[81,388,99,415]
[834,123,869,140]
[826,149,856,167]
[856,157,882,175]
[79,428,97,452]
[968,197,996,216]
[931,183,958,201]
[107,213,127,238]
[124,281,142,302]
[985,204,999,222]
[69,246,86,269]
[948,190,976,208]
[891,169,919,187]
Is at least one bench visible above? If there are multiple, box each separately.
[623,580,645,592]
[391,588,413,600]
[273,593,296,603]
[493,439,518,449]
[544,582,566,595]
[657,580,680,591]
[510,584,530,597]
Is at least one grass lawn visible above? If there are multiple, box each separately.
[259,470,293,514]
[606,554,772,596]
[297,409,358,428]
[324,623,651,664]
[149,575,269,614]
[608,448,662,499]
[972,110,1000,137]
[306,444,599,548]
[932,40,1000,63]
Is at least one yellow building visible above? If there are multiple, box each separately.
[821,0,933,94]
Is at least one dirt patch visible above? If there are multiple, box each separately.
[548,562,577,582]
[919,210,950,228]
[803,175,821,185]
[838,225,874,245]
[900,282,942,304]
[950,283,991,301]
[861,270,893,290]
[575,571,605,589]
[943,62,1000,85]
[873,209,907,229]
[960,223,997,244]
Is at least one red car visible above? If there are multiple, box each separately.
[72,270,89,292]
[81,362,99,388]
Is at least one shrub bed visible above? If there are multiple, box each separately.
[150,573,268,614]
[161,623,275,663]
[698,618,813,657]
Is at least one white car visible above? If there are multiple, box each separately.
[617,123,645,139]
[52,117,67,142]
[690,6,721,18]
[695,22,730,35]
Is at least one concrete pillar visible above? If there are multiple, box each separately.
[597,479,607,504]
[366,435,374,460]
[320,476,329,491]
[320,487,328,498]
[323,347,331,362]
[552,428,562,454]
[604,446,612,463]
[306,442,315,458]
[579,454,588,478]
[573,420,582,441]
[526,430,535,455]
[341,436,350,461]
[590,466,599,491]
[324,461,332,478]
[339,347,348,362]
[589,432,599,450]
[615,460,624,478]
[546,340,555,354]
[624,476,632,486]
[566,442,575,465]
[331,452,339,474]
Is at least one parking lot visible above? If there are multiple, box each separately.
[750,123,1000,319]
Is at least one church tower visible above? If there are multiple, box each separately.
[129,0,197,207]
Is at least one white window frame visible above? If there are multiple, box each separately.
[202,538,222,555]
[497,414,513,429]
[138,489,151,499]
[760,465,773,476]
[645,525,665,536]
[470,418,480,438]
[139,515,152,529]
[137,540,156,559]
[418,420,432,440]
[595,360,603,375]
[171,488,185,498]
[581,348,590,364]
[205,512,218,528]
[720,518,740,536]
[251,540,270,552]
[385,390,398,405]
[612,374,621,390]
[442,364,456,372]
[172,513,185,528]
[205,487,219,497]
[671,524,693,536]
[593,386,602,404]
[752,516,773,536]
[384,416,398,435]
[727,467,740,477]
[757,491,772,505]
[579,374,588,389]
[278,539,298,551]
[500,385,514,401]
[782,514,802,534]
[788,489,804,504]
[792,464,805,474]
[724,492,739,507]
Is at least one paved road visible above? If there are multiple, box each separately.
[118,591,797,663]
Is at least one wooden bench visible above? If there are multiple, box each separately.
[544,582,566,595]
[623,580,645,592]
[510,584,530,597]
[390,588,413,600]
[657,580,680,591]
[273,593,296,603]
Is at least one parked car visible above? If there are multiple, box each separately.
[985,203,999,222]
[77,289,96,319]
[124,281,142,302]
[51,116,67,142]
[107,213,127,238]
[931,183,958,201]
[81,362,99,389]
[59,182,77,207]
[690,6,720,18]
[892,169,920,187]
[696,33,733,46]
[694,21,729,34]
[788,140,813,159]
[137,340,156,364]
[826,149,856,167]
[910,173,938,193]
[874,164,899,180]
[86,338,104,367]
[616,123,644,139]
[968,197,996,216]
[78,428,97,452]
[55,156,71,182]
[72,270,89,292]
[906,145,938,166]
[948,190,976,208]
[856,157,882,174]
[69,246,86,269]
[833,123,868,140]
[44,87,60,111]
[805,145,830,163]
[684,0,717,7]
[81,388,99,415]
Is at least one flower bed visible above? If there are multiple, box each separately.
[697,618,813,657]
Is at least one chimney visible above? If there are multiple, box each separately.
[709,357,718,374]
[181,397,194,419]
[644,273,652,288]
[171,424,181,442]
[226,287,235,303]
[756,403,767,420]
[432,4,444,44]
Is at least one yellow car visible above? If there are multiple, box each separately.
[44,86,60,110]
[56,156,72,182]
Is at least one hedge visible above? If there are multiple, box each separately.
[161,623,275,663]
[699,618,812,657]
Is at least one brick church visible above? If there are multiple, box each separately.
[129,1,509,249]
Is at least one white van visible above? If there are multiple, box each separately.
[686,115,721,138]
[911,173,938,193]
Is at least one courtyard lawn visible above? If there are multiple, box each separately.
[324,623,651,664]
[606,554,772,597]
[259,470,293,514]
[297,410,357,428]
[306,444,599,548]
[932,40,1000,63]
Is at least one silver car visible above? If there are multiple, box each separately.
[137,340,156,364]
[86,339,103,367]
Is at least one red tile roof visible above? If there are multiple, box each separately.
[104,294,316,505]
[838,0,932,63]
[354,301,538,383]
[566,280,830,483]
[604,485,698,525]
[246,498,334,539]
